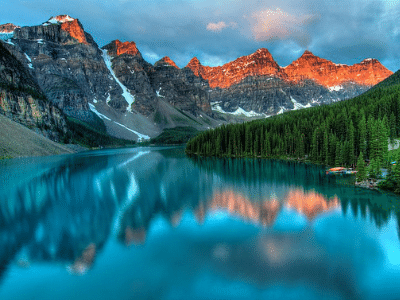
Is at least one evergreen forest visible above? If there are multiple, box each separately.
[186,70,400,192]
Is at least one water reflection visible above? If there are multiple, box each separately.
[0,148,399,299]
[285,189,340,221]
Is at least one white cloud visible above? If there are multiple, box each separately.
[206,21,238,32]
[206,21,228,32]
[249,7,314,43]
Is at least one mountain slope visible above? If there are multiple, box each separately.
[0,41,67,141]
[186,50,392,115]
[186,67,400,168]
[0,114,74,158]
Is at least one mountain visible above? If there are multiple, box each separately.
[0,15,394,145]
[186,49,392,115]
[101,40,217,131]
[2,14,219,142]
[0,114,74,158]
[0,41,67,141]
[284,50,391,87]
[186,64,400,170]
[186,48,284,89]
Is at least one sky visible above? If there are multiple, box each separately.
[1,0,400,71]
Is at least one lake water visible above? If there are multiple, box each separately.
[0,146,400,300]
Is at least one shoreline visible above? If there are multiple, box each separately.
[186,151,399,195]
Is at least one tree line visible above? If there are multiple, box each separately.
[186,73,400,192]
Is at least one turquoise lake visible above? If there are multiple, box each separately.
[0,146,399,300]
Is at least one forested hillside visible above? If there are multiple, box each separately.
[186,70,400,171]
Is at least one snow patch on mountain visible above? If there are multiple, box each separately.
[89,103,150,141]
[102,49,135,112]
[0,33,14,41]
[24,53,34,69]
[43,15,75,26]
[277,107,287,115]
[328,85,343,92]
[156,88,165,98]
[290,96,312,110]
[111,121,150,141]
[212,102,266,117]
[89,103,111,120]
[4,39,15,45]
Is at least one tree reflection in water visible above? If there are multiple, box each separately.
[0,148,399,287]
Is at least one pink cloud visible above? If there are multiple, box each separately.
[206,21,228,32]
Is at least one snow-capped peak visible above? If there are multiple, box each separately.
[43,15,75,26]
[0,23,19,33]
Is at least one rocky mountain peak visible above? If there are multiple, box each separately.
[49,15,75,23]
[284,51,393,87]
[114,40,140,57]
[40,15,88,44]
[360,58,378,64]
[185,49,281,89]
[60,19,88,44]
[294,50,325,65]
[250,48,274,60]
[161,56,179,69]
[301,50,314,56]
[185,57,203,76]
[0,23,19,33]
[103,40,141,58]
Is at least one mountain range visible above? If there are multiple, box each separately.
[0,15,393,146]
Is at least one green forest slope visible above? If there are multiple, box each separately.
[186,70,400,191]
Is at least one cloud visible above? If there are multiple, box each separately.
[249,8,315,46]
[206,21,237,32]
[1,0,400,71]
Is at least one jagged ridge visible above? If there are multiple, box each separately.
[186,49,392,89]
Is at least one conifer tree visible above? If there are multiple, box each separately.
[394,153,400,193]
[359,115,367,157]
[349,120,355,167]
[335,142,341,166]
[323,127,329,165]
[356,152,367,182]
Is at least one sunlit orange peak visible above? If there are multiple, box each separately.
[0,23,19,33]
[162,56,179,69]
[113,39,140,56]
[285,189,339,220]
[60,19,88,44]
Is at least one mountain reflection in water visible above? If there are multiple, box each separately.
[0,148,399,300]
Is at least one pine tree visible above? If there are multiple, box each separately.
[356,152,367,182]
[348,120,355,167]
[394,153,400,193]
[378,119,389,167]
[323,127,329,165]
[368,158,381,179]
[311,128,319,162]
[359,114,367,157]
[390,112,396,144]
[335,142,341,166]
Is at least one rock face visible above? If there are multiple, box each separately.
[0,42,67,141]
[284,50,392,87]
[186,49,393,115]
[0,23,19,33]
[102,40,156,115]
[102,40,212,118]
[151,57,211,115]
[1,16,218,141]
[6,15,126,124]
[187,48,284,89]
